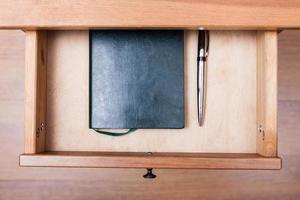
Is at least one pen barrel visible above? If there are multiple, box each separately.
[197,59,206,126]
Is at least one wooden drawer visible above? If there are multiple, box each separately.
[20,30,281,169]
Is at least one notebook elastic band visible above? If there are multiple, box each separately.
[93,128,137,136]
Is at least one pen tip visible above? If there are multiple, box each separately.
[198,120,204,127]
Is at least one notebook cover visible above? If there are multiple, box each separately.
[89,30,184,129]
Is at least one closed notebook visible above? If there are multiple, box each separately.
[89,30,184,129]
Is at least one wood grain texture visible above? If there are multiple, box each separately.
[0,0,300,29]
[0,30,300,199]
[278,30,300,101]
[20,152,281,169]
[45,30,257,153]
[256,31,278,157]
[24,31,47,153]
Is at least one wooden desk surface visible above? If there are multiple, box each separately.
[0,0,300,29]
[0,30,300,199]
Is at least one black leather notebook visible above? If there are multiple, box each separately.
[89,30,184,129]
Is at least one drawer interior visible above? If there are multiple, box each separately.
[20,30,279,169]
[46,30,257,153]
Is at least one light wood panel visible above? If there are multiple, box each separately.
[24,31,47,153]
[256,31,278,157]
[20,152,281,169]
[45,30,257,153]
[0,0,300,29]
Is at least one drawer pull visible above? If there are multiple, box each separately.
[143,168,156,179]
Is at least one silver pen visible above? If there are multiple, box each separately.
[197,30,209,126]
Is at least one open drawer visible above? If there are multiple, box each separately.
[20,30,281,169]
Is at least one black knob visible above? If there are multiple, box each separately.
[143,168,156,179]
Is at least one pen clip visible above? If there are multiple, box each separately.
[205,30,209,57]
